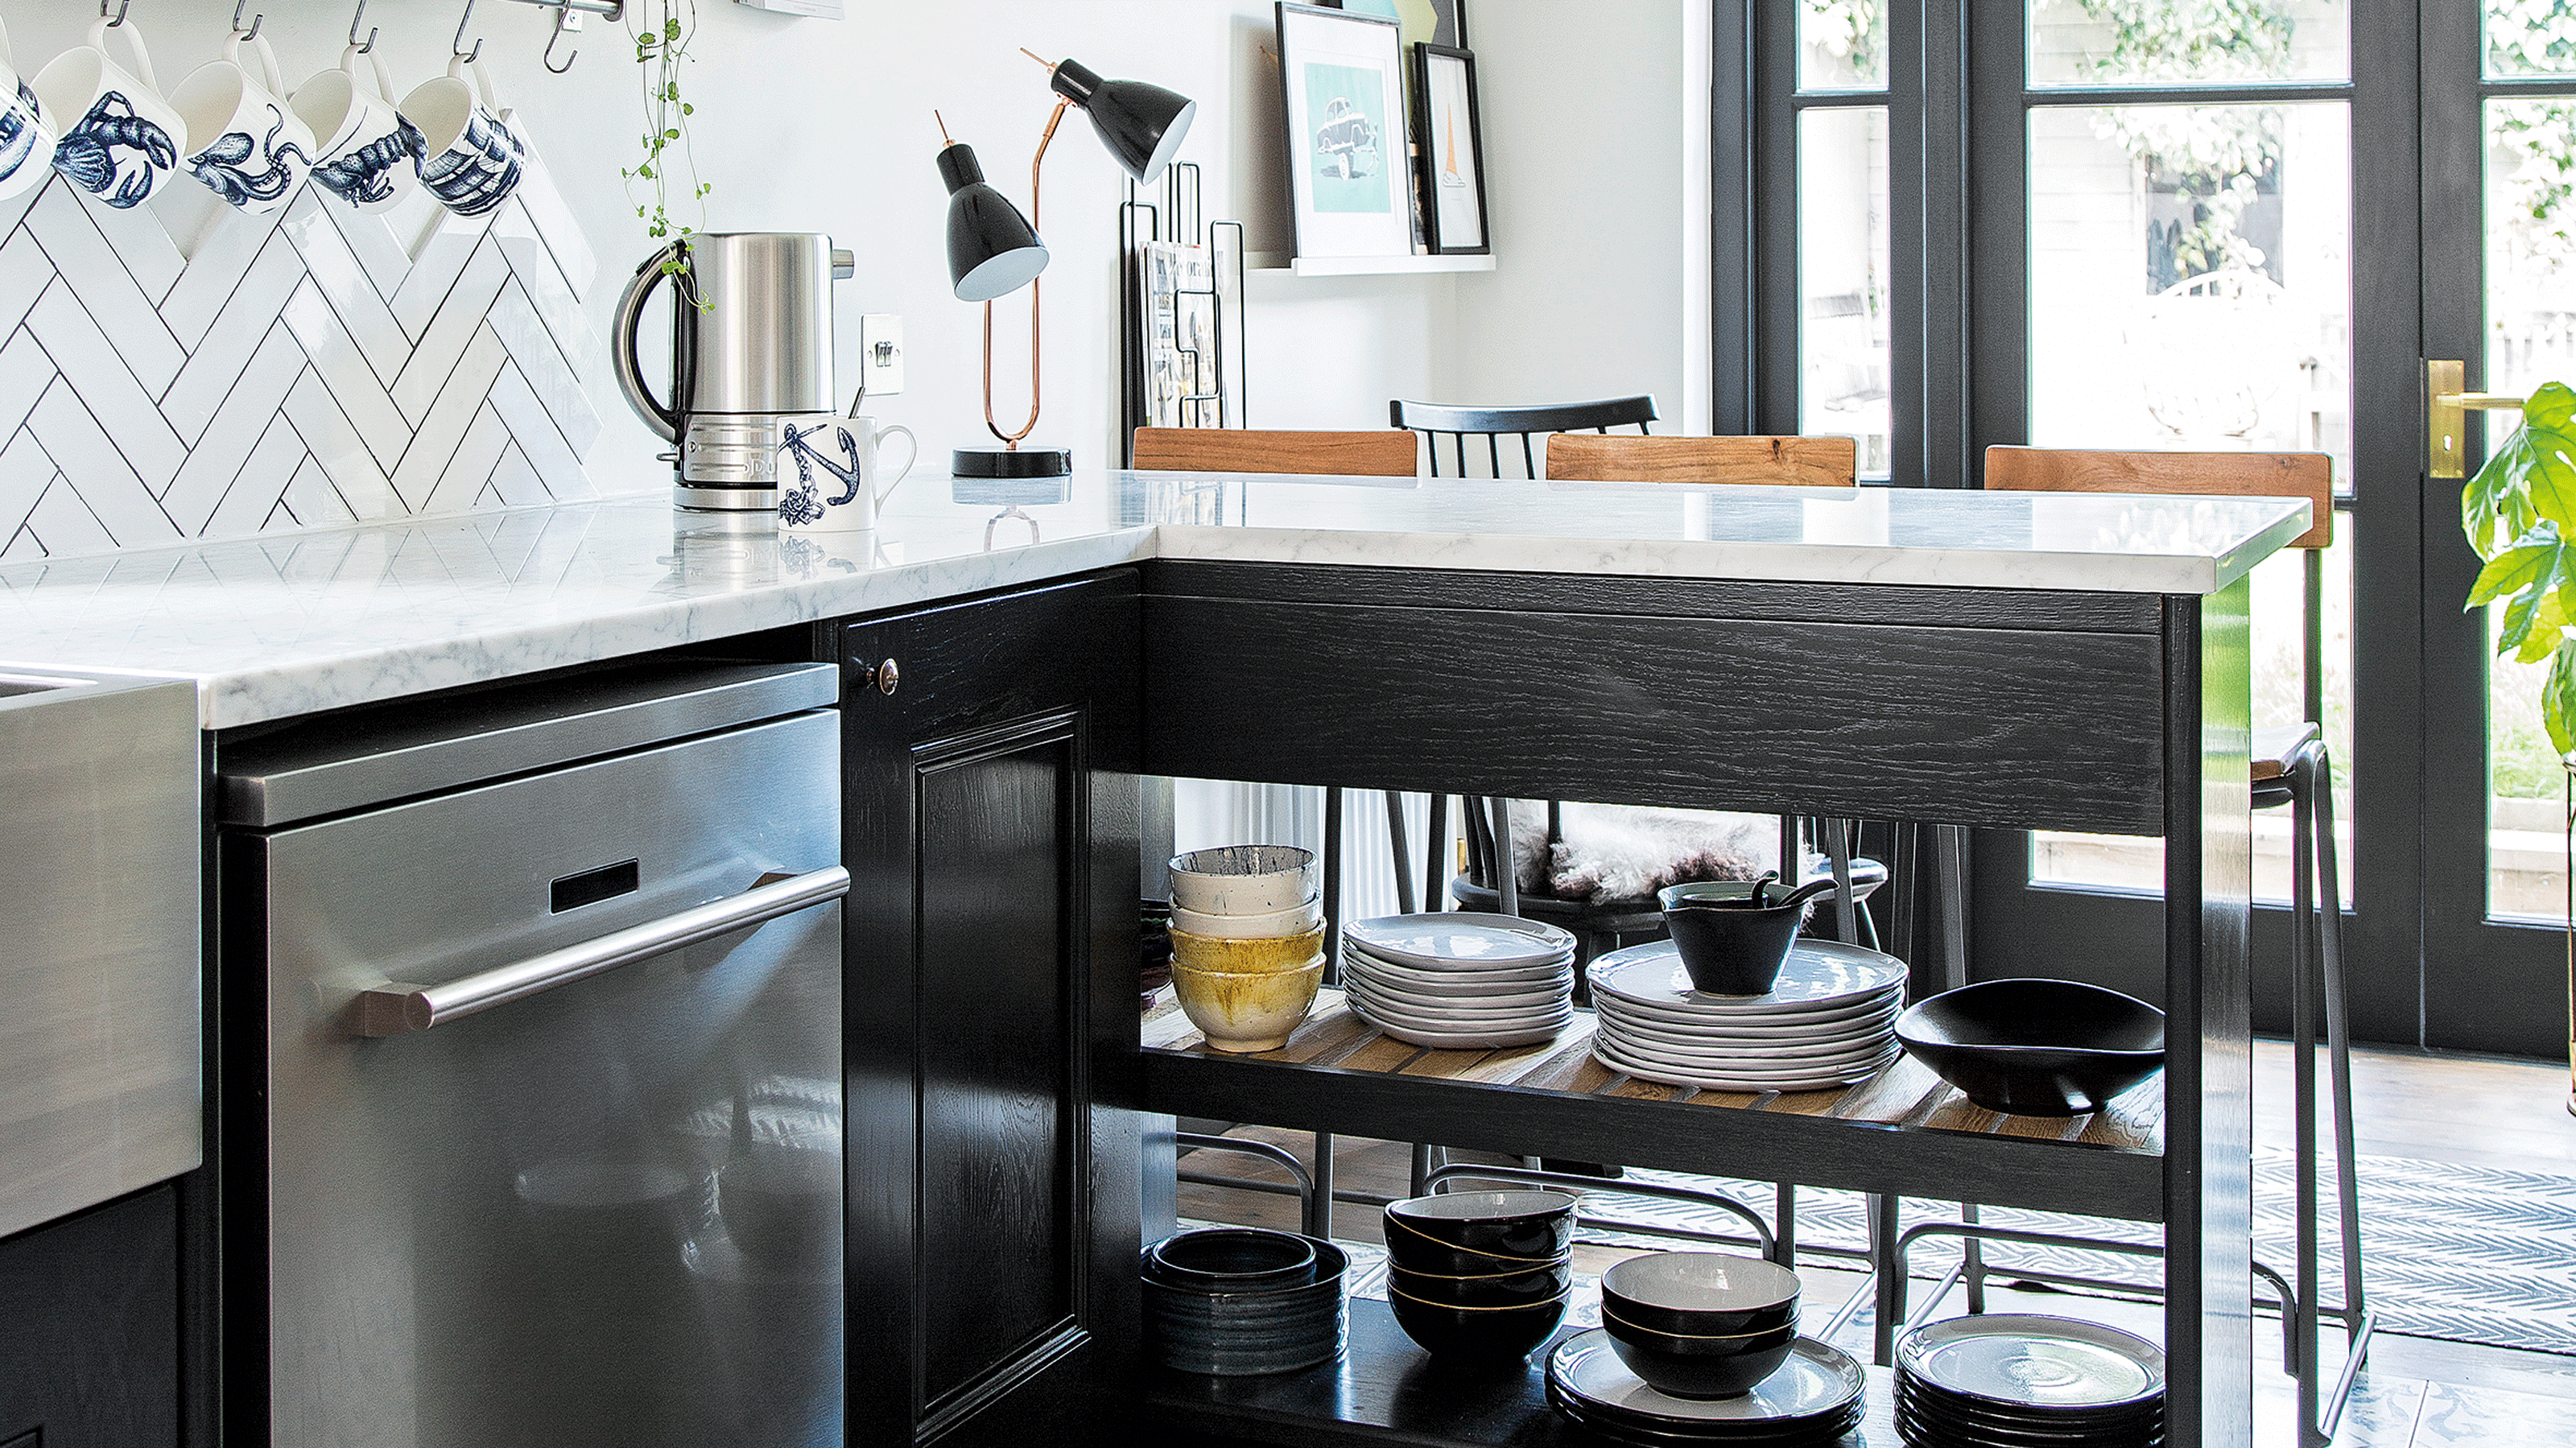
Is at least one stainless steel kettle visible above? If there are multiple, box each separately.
[613,233,857,511]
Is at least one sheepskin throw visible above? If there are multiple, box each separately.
[1507,802,1784,902]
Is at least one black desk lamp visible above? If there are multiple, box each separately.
[938,54,1197,479]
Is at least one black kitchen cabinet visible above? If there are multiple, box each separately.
[0,1186,180,1446]
[839,572,1143,1447]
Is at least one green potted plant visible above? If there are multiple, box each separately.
[2461,379,2576,1114]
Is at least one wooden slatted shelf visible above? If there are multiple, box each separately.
[1141,989,2166,1223]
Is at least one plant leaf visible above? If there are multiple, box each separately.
[2469,381,2576,557]
[2470,520,2566,607]
[2545,637,2576,757]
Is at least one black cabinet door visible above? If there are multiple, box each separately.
[841,573,1142,1447]
[0,1186,180,1447]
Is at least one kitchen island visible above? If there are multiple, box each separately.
[0,470,2304,1448]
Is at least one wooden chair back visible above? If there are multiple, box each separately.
[1546,434,1858,487]
[1981,445,2333,549]
[1131,427,1417,476]
[1389,394,1659,478]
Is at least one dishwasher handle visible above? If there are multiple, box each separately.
[353,865,852,1038]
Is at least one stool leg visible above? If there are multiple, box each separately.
[1961,1203,1988,1314]
[2291,757,2323,1447]
[1825,817,1858,943]
[1385,790,1417,916]
[1871,1193,1903,1366]
[1324,786,1345,980]
[1775,1182,1798,1269]
[1309,1132,1335,1241]
[1426,794,1448,912]
[1935,826,1970,992]
[2314,754,2368,1346]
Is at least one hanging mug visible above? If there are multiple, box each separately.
[292,43,419,212]
[776,416,919,533]
[31,14,189,210]
[0,18,58,204]
[402,53,522,218]
[170,30,315,215]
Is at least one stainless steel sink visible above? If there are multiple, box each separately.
[0,669,200,1239]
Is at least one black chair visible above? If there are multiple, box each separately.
[1391,395,1658,478]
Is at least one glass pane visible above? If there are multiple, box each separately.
[2029,0,2351,89]
[1798,107,1892,478]
[2024,97,2353,903]
[2483,97,2576,918]
[2487,1,2576,79]
[2032,523,2355,905]
[1801,1,1888,90]
[2027,102,2351,475]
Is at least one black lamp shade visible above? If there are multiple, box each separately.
[1051,58,1197,185]
[938,141,1050,303]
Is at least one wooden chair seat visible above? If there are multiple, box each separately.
[2252,722,2322,783]
[1132,427,1417,476]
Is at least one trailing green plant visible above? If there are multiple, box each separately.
[624,0,710,283]
[2464,381,2576,753]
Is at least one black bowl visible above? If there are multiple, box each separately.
[1388,1285,1569,1361]
[1599,1252,1802,1336]
[1895,980,2166,1116]
[1601,1314,1797,1400]
[1390,1258,1573,1309]
[1656,895,1803,996]
[1147,1227,1317,1290]
[1385,1190,1577,1263]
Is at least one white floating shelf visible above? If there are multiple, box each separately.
[1245,253,1497,276]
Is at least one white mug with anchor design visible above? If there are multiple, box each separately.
[292,43,419,213]
[775,415,919,534]
[31,14,190,211]
[0,18,60,204]
[170,29,315,216]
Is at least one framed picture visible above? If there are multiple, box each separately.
[1321,0,1467,51]
[1414,43,1488,254]
[1277,2,1416,259]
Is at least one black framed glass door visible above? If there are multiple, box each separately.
[1724,2,2568,1057]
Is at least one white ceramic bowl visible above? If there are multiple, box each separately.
[1172,958,1327,1053]
[1168,844,1319,916]
[1170,897,1324,939]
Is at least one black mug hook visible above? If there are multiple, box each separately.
[102,1,131,28]
[231,2,262,40]
[544,9,580,75]
[348,0,376,54]
[453,0,484,64]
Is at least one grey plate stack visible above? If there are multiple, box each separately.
[1894,1315,2165,1447]
[1587,939,1910,1092]
[1142,1230,1348,1376]
[1341,913,1577,1048]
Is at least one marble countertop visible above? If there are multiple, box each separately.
[0,470,2308,728]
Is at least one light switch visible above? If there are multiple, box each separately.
[857,314,905,398]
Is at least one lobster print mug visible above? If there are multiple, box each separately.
[776,416,919,534]
[292,44,419,213]
[0,18,58,204]
[402,55,523,218]
[170,30,314,216]
[30,16,189,211]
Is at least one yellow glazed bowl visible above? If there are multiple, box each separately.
[1169,922,1330,974]
[1171,958,1327,1053]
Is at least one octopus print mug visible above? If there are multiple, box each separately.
[170,30,314,216]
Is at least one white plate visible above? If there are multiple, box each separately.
[1595,1028,1898,1075]
[1346,980,1572,1025]
[1344,913,1578,971]
[1593,996,1901,1044]
[1587,939,1910,1015]
[1351,1000,1573,1049]
[1596,1017,1898,1066]
[1590,1038,1897,1092]
[1344,965,1571,1012]
[1345,984,1574,1033]
[1344,945,1575,991]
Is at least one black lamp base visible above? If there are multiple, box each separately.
[953,446,1073,479]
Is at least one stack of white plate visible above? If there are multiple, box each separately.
[1340,913,1577,1049]
[1587,939,1910,1091]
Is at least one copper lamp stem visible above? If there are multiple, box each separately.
[983,97,1072,449]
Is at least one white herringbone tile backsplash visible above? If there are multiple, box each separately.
[0,131,607,563]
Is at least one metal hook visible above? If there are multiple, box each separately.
[101,1,131,28]
[232,2,262,40]
[453,0,483,64]
[348,0,376,54]
[543,7,579,74]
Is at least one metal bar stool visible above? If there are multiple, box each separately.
[1390,394,1658,478]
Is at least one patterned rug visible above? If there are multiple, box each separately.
[1534,1148,2576,1357]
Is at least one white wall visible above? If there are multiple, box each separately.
[0,0,1695,496]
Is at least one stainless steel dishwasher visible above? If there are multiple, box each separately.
[217,660,846,1448]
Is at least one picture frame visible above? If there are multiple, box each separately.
[1277,2,1416,260]
[1413,43,1488,254]
[1320,0,1468,52]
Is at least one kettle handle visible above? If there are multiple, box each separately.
[613,243,686,443]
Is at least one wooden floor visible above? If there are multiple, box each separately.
[1174,1038,2576,1447]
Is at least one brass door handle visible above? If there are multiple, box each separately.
[861,658,899,696]
[2429,359,2529,479]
